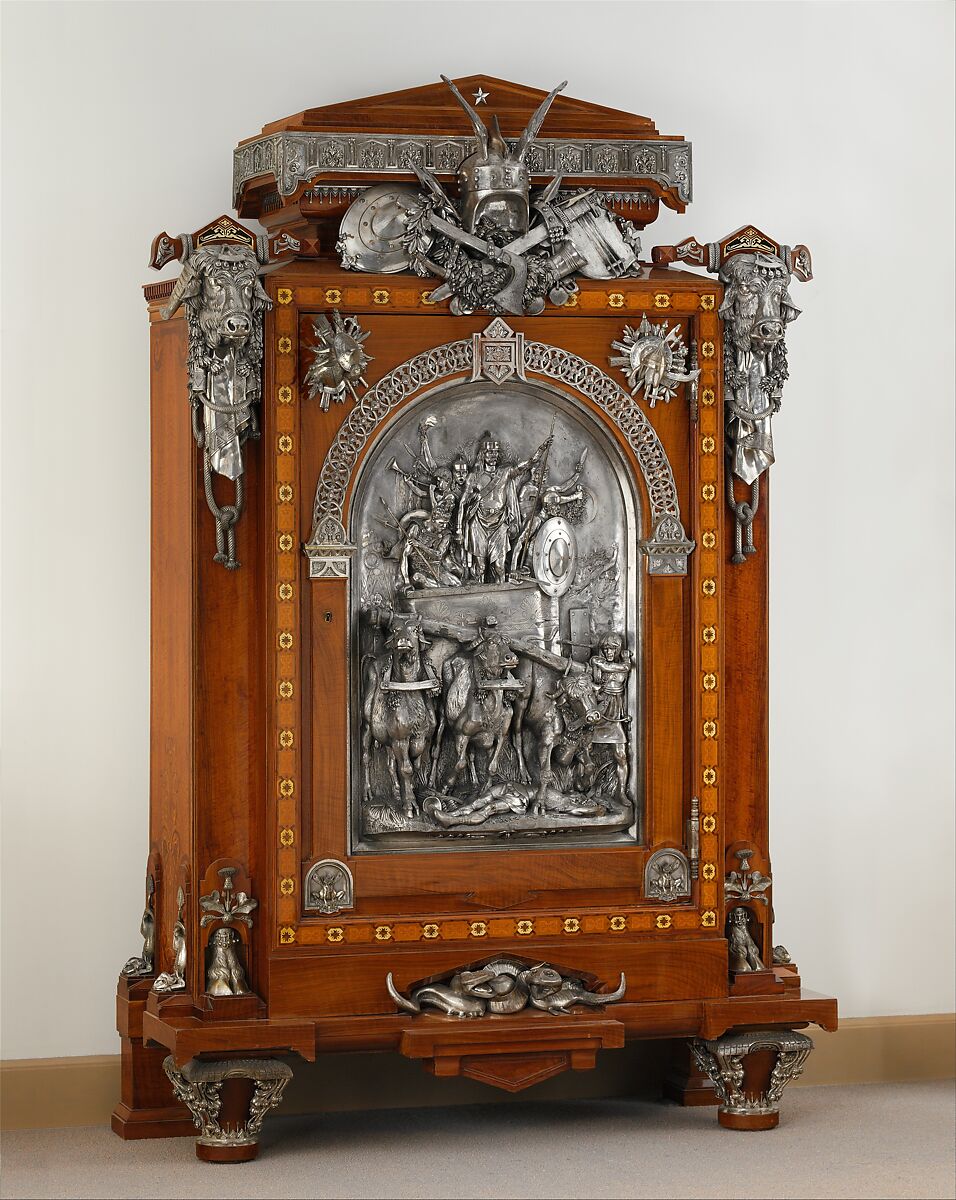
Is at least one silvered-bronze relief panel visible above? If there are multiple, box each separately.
[348,380,642,852]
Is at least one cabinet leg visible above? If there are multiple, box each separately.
[690,1029,813,1130]
[162,1056,293,1163]
[662,1039,719,1106]
[111,1035,195,1139]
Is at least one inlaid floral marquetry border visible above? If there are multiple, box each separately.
[695,305,722,920]
[268,283,723,948]
[281,907,711,948]
[272,286,302,938]
[269,283,716,317]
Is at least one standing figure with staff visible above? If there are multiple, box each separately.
[456,432,548,583]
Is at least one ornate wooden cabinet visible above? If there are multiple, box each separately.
[114,77,836,1162]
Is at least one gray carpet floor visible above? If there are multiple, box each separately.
[2,1082,954,1200]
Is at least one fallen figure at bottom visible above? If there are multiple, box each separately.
[421,781,607,826]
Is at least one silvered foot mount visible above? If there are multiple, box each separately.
[690,1029,813,1130]
[162,1056,293,1162]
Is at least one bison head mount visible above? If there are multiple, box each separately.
[150,217,274,569]
[651,225,812,563]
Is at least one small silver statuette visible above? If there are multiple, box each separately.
[121,873,156,978]
[727,906,765,973]
[152,886,188,994]
[198,868,258,995]
[719,247,804,561]
[205,927,250,997]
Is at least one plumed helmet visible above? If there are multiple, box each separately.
[441,76,566,236]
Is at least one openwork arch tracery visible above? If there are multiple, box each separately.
[306,321,694,576]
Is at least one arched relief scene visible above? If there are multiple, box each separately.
[348,378,644,851]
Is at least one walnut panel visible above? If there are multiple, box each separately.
[148,316,195,984]
[267,937,728,1018]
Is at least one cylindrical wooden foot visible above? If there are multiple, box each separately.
[718,1109,779,1131]
[196,1140,259,1163]
[194,1077,258,1161]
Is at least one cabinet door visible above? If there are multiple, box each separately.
[263,280,726,1011]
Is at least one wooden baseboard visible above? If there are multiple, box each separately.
[2,1014,953,1131]
[795,1013,956,1086]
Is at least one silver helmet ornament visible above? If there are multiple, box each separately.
[441,75,567,236]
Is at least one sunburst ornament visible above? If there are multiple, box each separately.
[304,310,373,411]
[609,315,700,407]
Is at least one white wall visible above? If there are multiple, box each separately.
[2,1,953,1059]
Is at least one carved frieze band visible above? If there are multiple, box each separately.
[305,323,694,576]
[233,133,692,205]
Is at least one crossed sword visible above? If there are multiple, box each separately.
[412,167,594,315]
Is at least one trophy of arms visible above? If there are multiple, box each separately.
[336,76,643,317]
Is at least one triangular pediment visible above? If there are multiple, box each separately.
[258,75,667,140]
[235,75,692,219]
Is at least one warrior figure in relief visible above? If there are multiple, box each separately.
[457,431,549,583]
[588,631,634,803]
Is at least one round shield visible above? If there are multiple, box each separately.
[338,184,421,273]
[532,517,577,598]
